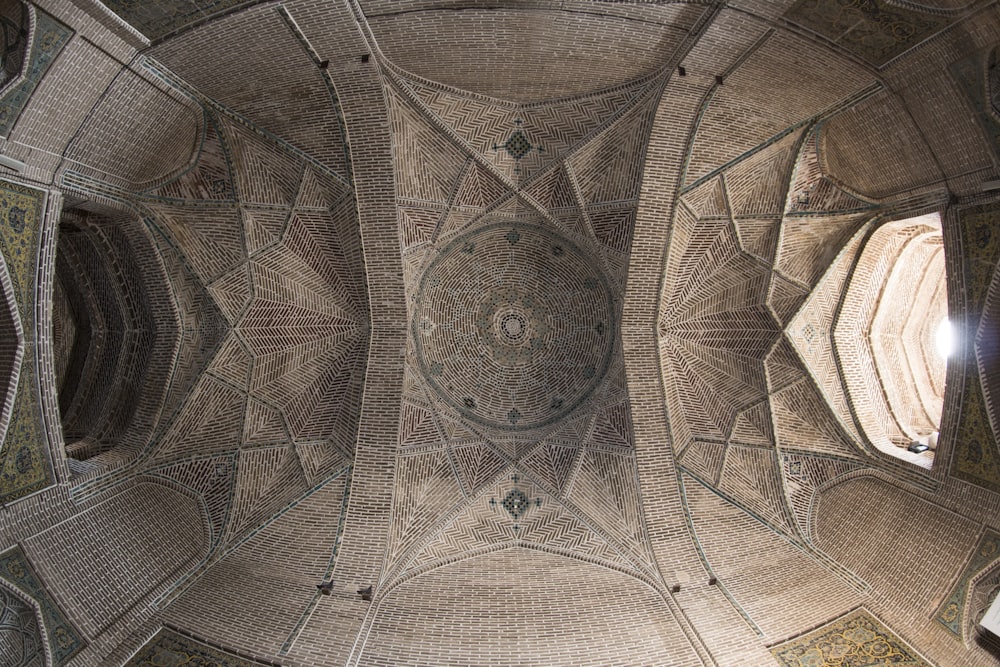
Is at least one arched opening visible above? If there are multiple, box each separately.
[837,212,949,467]
[54,206,178,473]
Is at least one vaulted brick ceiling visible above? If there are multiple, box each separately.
[4,1,1000,666]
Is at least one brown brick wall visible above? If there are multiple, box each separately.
[0,1,998,666]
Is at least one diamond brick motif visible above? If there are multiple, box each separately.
[504,130,532,160]
[502,488,530,519]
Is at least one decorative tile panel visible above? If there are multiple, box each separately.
[770,608,932,666]
[0,353,48,504]
[101,0,261,41]
[785,0,953,66]
[0,180,51,503]
[0,545,85,666]
[949,48,1000,164]
[0,584,43,666]
[951,204,1000,493]
[0,6,71,137]
[0,1,29,91]
[0,179,43,323]
[126,627,272,666]
[937,529,1000,637]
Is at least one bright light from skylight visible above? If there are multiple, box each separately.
[936,317,954,359]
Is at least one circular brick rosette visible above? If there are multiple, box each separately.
[414,222,615,431]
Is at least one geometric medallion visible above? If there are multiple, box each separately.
[501,488,530,520]
[413,222,615,431]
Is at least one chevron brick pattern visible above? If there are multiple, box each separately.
[62,67,366,554]
[381,70,664,584]
[661,120,895,540]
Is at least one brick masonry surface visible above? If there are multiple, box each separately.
[1,1,1000,666]
[0,543,85,665]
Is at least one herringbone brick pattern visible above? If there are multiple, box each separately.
[658,116,908,536]
[382,65,663,586]
[59,60,367,556]
[4,2,1000,666]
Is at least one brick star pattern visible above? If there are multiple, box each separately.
[382,66,664,587]
[662,124,885,540]
[59,59,367,557]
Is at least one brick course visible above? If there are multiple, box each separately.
[0,1,999,665]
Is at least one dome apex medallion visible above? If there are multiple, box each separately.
[414,223,616,431]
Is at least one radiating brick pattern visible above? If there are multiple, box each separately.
[381,64,665,592]
[60,56,367,557]
[146,223,226,435]
[5,2,1000,666]
[661,102,957,546]
[662,130,803,537]
[412,223,616,431]
[660,192,780,446]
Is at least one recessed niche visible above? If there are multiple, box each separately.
[839,212,948,468]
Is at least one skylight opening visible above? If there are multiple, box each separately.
[935,317,954,360]
[832,211,948,469]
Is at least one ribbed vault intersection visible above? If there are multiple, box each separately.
[379,62,668,602]
[2,1,1000,666]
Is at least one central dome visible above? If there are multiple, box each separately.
[414,223,616,431]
